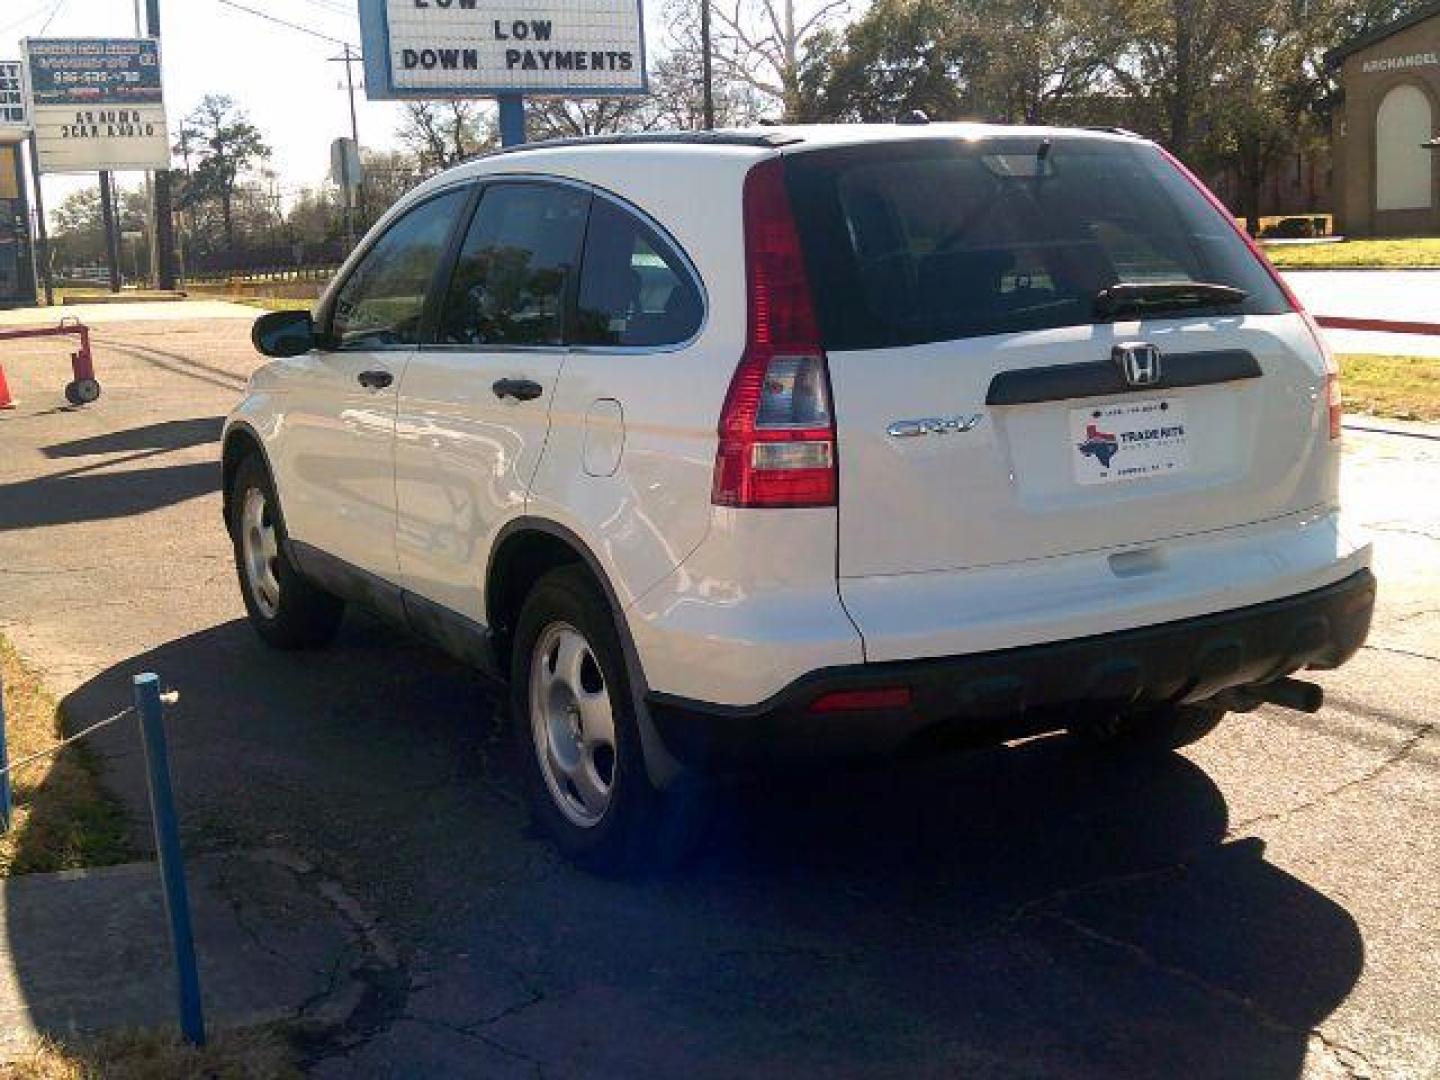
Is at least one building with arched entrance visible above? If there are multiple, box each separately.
[1331,2,1440,236]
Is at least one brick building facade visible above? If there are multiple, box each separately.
[1331,3,1440,236]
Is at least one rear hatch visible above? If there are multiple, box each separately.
[783,133,1333,578]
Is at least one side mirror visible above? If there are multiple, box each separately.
[251,309,318,358]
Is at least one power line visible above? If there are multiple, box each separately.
[296,0,357,17]
[0,1,57,37]
[37,0,68,36]
[214,0,357,48]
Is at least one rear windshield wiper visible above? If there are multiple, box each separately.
[1094,282,1248,320]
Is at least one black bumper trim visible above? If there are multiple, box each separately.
[647,569,1376,764]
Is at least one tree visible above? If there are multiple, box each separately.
[179,95,271,251]
[797,0,1118,124]
[49,184,148,275]
[397,101,494,170]
[794,0,977,121]
[705,0,851,118]
[525,97,656,139]
[1096,0,1254,159]
[646,48,768,128]
[356,147,430,223]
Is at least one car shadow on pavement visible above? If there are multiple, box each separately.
[40,416,224,459]
[0,462,217,532]
[13,615,1365,1079]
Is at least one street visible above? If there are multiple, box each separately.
[0,303,1435,1078]
[1283,270,1440,358]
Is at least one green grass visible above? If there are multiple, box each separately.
[230,297,315,312]
[0,1028,302,1079]
[48,288,186,303]
[0,646,298,1074]
[0,638,133,876]
[1339,353,1440,422]
[1264,237,1440,269]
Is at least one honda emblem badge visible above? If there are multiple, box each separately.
[1113,342,1162,387]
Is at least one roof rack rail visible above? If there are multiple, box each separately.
[473,129,804,161]
[1083,126,1145,139]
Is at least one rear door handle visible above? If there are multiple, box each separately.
[357,369,393,390]
[493,378,544,402]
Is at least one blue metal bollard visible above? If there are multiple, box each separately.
[133,672,206,1046]
[0,672,11,832]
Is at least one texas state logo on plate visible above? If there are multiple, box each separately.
[1070,398,1190,485]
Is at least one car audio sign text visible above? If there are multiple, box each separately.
[360,0,646,97]
[21,38,169,173]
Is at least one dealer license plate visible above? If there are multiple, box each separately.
[1070,398,1189,485]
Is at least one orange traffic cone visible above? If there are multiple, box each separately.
[0,362,14,410]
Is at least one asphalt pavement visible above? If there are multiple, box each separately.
[0,302,1435,1077]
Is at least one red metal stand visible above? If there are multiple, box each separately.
[0,319,101,406]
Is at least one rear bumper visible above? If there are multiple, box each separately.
[647,568,1376,764]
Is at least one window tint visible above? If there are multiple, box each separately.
[574,199,703,347]
[785,139,1289,351]
[437,183,590,346]
[331,188,468,348]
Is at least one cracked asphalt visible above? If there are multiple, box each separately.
[0,305,1435,1078]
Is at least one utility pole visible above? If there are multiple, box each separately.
[25,132,52,306]
[99,170,122,293]
[700,0,715,130]
[328,45,366,231]
[146,0,178,290]
[134,0,156,286]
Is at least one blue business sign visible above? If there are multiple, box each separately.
[23,38,163,108]
[21,37,170,173]
[359,0,647,99]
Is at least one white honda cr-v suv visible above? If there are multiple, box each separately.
[225,123,1375,872]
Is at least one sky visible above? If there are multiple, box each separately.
[1,0,673,211]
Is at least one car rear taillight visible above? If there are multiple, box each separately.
[1158,146,1341,440]
[712,158,838,509]
[1303,311,1344,440]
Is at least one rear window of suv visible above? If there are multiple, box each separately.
[783,137,1290,351]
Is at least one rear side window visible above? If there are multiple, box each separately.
[436,182,590,346]
[574,198,703,347]
[784,139,1290,351]
[331,188,468,348]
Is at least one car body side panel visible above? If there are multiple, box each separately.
[519,154,753,617]
[394,348,567,623]
[229,351,406,582]
[625,509,864,706]
[526,348,728,613]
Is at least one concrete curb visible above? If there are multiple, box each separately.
[0,849,402,1061]
[1345,416,1440,440]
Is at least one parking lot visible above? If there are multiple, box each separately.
[0,304,1436,1077]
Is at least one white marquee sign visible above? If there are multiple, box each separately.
[0,62,28,145]
[21,38,170,173]
[360,0,647,98]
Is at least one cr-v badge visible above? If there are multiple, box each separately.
[886,414,984,438]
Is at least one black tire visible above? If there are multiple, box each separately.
[229,453,345,650]
[511,565,696,875]
[1072,702,1227,752]
[65,378,100,405]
